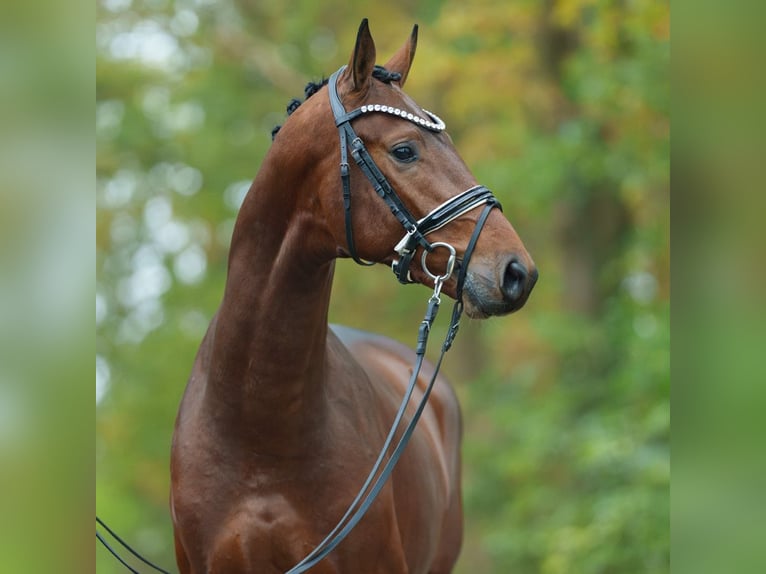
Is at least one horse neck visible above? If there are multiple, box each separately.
[207,153,337,440]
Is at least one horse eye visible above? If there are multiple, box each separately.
[391,144,418,163]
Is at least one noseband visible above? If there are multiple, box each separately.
[327,65,501,287]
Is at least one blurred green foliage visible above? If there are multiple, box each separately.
[96,0,668,572]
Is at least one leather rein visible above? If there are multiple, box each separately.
[286,66,501,573]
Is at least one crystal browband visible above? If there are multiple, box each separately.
[357,104,446,132]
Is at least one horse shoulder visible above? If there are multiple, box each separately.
[329,323,462,445]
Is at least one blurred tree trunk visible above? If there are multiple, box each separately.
[555,190,629,315]
[539,1,631,317]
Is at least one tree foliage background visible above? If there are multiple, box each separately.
[96,0,669,572]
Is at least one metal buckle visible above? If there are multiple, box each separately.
[394,228,418,255]
[391,259,414,283]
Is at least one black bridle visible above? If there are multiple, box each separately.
[285,67,502,573]
[328,65,500,285]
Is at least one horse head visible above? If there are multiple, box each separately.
[271,19,537,318]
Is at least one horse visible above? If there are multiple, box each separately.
[170,19,537,574]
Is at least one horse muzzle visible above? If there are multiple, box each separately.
[462,255,538,318]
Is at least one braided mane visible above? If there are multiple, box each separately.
[271,66,402,140]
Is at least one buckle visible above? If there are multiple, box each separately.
[391,259,414,283]
[394,228,418,255]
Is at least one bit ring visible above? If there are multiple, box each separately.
[422,242,456,285]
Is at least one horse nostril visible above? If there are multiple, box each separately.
[502,259,528,302]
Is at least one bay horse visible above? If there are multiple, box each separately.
[170,19,537,574]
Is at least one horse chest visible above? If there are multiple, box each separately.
[174,400,443,572]
[189,464,417,572]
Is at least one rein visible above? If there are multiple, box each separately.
[285,67,501,573]
[286,211,493,574]
[96,516,171,574]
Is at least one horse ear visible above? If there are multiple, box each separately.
[344,18,376,92]
[383,24,418,87]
